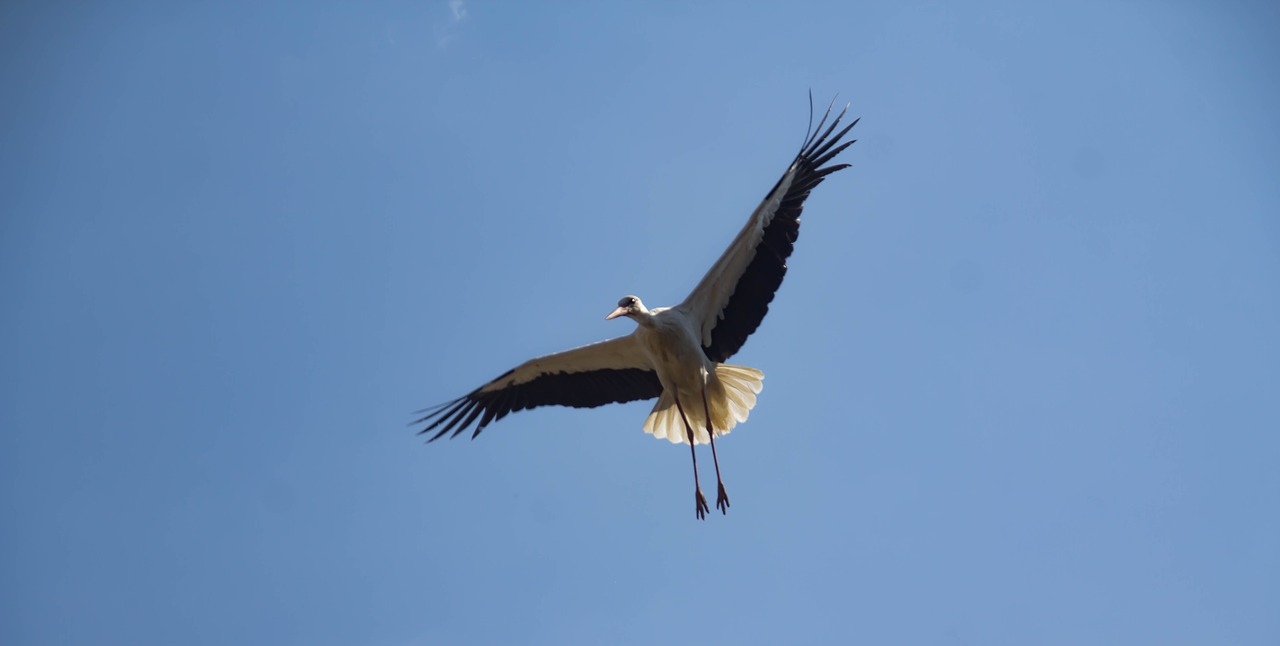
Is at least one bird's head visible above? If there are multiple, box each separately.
[605,295,647,321]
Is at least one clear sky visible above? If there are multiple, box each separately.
[3,2,1278,644]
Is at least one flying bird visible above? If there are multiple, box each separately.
[416,100,857,519]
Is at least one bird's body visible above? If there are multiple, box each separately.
[416,99,858,519]
[634,306,705,398]
[626,302,763,446]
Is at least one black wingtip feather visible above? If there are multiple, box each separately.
[801,98,841,153]
[813,143,855,170]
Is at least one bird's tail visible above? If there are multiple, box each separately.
[643,364,764,445]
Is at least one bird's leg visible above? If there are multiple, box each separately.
[672,393,710,520]
[701,385,730,514]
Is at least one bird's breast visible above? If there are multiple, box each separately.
[637,317,709,389]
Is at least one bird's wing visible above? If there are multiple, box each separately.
[414,333,661,441]
[677,101,857,363]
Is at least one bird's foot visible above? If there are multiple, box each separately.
[716,482,730,515]
[695,488,710,520]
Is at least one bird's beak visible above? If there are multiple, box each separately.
[605,306,628,320]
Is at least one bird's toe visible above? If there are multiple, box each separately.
[716,485,730,514]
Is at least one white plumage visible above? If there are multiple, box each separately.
[643,363,764,445]
[416,100,857,519]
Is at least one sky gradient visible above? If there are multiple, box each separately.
[3,2,1279,644]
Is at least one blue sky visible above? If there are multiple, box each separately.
[3,1,1278,644]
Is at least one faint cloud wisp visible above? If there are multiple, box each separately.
[437,0,467,48]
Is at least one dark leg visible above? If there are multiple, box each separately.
[672,393,710,520]
[701,385,730,514]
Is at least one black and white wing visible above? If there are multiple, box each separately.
[415,333,662,441]
[677,101,857,363]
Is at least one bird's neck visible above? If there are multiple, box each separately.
[630,310,657,329]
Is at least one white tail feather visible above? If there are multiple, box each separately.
[642,364,764,445]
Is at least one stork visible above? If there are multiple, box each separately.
[416,99,857,519]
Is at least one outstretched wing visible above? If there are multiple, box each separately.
[677,100,858,363]
[415,333,662,441]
